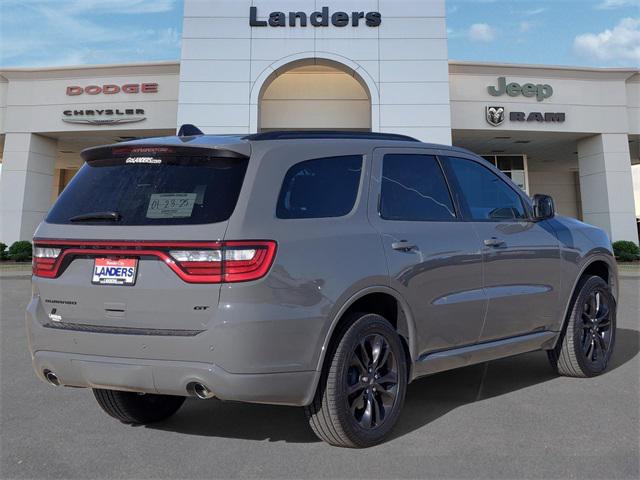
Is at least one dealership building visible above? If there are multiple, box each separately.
[0,0,638,245]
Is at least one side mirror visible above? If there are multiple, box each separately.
[533,194,555,220]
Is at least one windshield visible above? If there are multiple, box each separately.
[46,151,249,226]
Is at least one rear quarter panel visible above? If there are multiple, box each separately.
[217,141,390,374]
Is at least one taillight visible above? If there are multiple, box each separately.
[168,249,223,280]
[168,241,276,283]
[31,240,277,284]
[32,247,61,278]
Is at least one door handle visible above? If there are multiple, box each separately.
[484,237,506,248]
[392,240,418,252]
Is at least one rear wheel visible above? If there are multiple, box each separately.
[93,389,185,424]
[548,275,616,377]
[305,313,407,448]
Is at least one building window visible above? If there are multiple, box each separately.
[481,155,528,193]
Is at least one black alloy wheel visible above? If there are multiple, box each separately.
[548,275,617,377]
[346,334,399,429]
[579,288,614,368]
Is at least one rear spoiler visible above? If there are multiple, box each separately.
[81,143,250,163]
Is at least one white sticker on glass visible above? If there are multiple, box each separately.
[146,193,197,219]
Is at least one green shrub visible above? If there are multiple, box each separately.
[0,242,8,261]
[612,240,640,262]
[8,240,33,262]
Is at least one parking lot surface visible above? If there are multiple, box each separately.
[1,275,638,479]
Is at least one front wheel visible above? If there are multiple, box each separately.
[93,389,185,424]
[548,275,617,377]
[305,313,408,448]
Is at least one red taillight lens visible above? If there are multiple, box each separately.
[168,241,276,283]
[32,247,62,278]
[223,241,277,283]
[168,249,223,281]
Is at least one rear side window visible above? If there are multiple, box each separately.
[47,151,248,225]
[381,154,456,221]
[444,156,526,221]
[277,155,362,219]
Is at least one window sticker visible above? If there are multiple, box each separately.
[146,193,197,219]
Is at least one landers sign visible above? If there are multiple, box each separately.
[249,6,382,27]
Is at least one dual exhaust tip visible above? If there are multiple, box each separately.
[188,382,214,400]
[43,370,60,386]
[43,371,213,400]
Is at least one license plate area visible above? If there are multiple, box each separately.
[92,258,138,286]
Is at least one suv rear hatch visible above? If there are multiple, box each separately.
[32,142,274,334]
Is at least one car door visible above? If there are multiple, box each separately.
[441,155,562,342]
[368,148,487,363]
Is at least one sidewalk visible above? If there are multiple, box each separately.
[618,263,640,278]
[0,263,32,278]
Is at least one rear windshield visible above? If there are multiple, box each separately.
[46,151,248,226]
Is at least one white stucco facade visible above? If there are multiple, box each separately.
[0,0,638,245]
[177,0,452,144]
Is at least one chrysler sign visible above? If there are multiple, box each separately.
[250,6,381,27]
[62,108,146,125]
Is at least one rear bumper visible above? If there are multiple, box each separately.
[32,350,317,406]
[26,294,323,407]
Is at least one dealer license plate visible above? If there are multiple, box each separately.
[92,258,138,285]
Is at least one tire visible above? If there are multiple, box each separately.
[93,389,185,424]
[548,275,617,378]
[305,313,408,448]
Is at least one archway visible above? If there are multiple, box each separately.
[257,58,372,132]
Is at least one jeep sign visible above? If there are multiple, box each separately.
[488,77,553,102]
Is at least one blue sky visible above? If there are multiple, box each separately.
[0,0,638,68]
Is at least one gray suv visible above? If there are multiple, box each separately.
[28,130,618,448]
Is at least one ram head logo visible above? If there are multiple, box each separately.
[486,106,505,127]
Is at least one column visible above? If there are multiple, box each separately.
[0,133,57,244]
[577,133,638,243]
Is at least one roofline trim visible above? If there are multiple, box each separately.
[0,60,180,75]
[449,59,639,75]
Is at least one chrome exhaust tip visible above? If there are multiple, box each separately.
[44,370,60,386]
[189,382,214,399]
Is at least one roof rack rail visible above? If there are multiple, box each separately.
[244,130,420,142]
[178,124,204,137]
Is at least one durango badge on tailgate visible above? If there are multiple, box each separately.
[92,258,138,285]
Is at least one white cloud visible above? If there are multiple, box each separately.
[573,17,640,64]
[468,23,496,42]
[596,0,640,10]
[524,7,547,16]
[0,0,180,67]
[520,21,535,33]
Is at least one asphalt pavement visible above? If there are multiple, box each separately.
[1,275,638,479]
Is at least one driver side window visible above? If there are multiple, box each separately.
[445,157,527,221]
